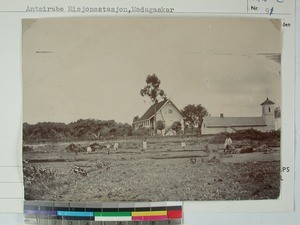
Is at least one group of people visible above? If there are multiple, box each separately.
[142,135,234,152]
[104,142,120,154]
[89,135,234,154]
[141,138,187,151]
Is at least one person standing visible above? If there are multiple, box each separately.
[181,139,186,148]
[114,142,119,150]
[142,139,147,151]
[224,135,233,153]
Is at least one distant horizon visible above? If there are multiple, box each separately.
[23,18,281,124]
[23,96,279,125]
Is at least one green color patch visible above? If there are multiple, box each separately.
[94,212,131,217]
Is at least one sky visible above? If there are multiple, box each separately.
[23,17,281,124]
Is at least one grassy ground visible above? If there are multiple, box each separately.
[23,135,280,202]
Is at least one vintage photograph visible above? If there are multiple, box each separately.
[22,17,281,202]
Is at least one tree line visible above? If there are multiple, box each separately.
[23,119,134,142]
[23,99,209,142]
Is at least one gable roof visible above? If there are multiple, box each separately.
[260,98,275,105]
[203,116,266,128]
[134,99,183,123]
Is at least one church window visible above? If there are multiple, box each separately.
[269,107,270,112]
[169,109,173,114]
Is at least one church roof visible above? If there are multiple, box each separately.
[260,98,275,105]
[134,99,183,123]
[203,116,266,128]
[135,99,169,122]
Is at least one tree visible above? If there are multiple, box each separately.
[133,116,139,123]
[275,107,281,118]
[90,121,103,139]
[109,128,117,135]
[171,121,182,134]
[181,104,208,134]
[140,74,166,135]
[132,115,139,128]
[156,120,165,134]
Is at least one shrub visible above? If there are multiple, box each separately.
[171,121,182,134]
[23,164,55,185]
[23,145,33,152]
[210,129,280,144]
[65,143,85,154]
[132,127,152,136]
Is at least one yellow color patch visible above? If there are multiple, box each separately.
[131,211,167,216]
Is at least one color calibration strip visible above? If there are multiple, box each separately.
[24,201,182,224]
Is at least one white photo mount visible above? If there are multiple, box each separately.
[0,0,296,219]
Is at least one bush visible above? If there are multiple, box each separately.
[23,145,33,152]
[210,129,280,144]
[65,143,85,154]
[156,120,165,132]
[240,146,254,154]
[171,121,182,134]
[23,164,55,185]
[132,127,152,136]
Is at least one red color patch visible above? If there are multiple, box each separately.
[167,210,182,219]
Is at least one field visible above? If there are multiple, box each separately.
[23,135,280,202]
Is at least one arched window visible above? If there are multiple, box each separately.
[269,107,271,113]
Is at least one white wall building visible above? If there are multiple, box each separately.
[133,99,184,134]
[201,98,280,135]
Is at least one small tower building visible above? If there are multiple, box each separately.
[261,98,275,131]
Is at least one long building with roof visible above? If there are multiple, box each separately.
[201,98,280,135]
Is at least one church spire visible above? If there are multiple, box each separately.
[260,98,275,106]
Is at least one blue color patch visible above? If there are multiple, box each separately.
[57,211,93,217]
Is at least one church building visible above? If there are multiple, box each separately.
[133,99,184,134]
[201,98,280,135]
